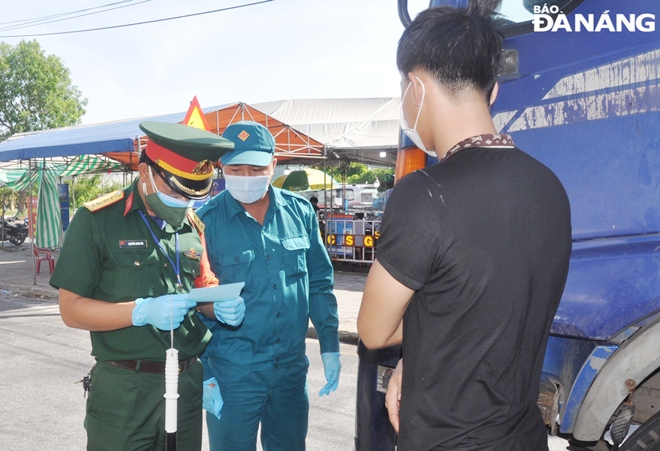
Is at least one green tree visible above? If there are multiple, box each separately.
[350,167,395,188]
[321,162,367,182]
[0,40,87,140]
[318,162,394,189]
[66,175,123,212]
[0,186,17,216]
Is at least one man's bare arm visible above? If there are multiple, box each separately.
[358,259,414,349]
[58,288,135,332]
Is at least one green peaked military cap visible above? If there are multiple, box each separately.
[139,121,234,199]
[140,121,234,162]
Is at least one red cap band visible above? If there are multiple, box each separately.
[145,140,198,176]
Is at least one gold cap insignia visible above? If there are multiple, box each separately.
[192,160,214,175]
[238,130,250,141]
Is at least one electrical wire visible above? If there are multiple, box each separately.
[0,0,274,38]
[0,1,141,28]
[0,1,151,32]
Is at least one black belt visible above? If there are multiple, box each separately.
[102,356,198,374]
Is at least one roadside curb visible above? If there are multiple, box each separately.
[0,283,58,301]
[307,327,359,346]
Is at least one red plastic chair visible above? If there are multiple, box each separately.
[34,246,55,275]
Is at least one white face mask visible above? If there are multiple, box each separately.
[224,174,270,204]
[400,76,436,157]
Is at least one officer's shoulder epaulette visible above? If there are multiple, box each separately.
[188,210,205,234]
[83,190,125,212]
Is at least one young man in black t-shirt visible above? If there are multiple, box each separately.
[357,5,572,451]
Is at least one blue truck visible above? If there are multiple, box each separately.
[356,1,660,449]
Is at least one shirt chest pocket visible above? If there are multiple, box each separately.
[216,249,255,283]
[109,248,160,299]
[180,254,202,287]
[282,235,310,279]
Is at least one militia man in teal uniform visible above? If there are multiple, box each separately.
[197,121,341,451]
[50,121,245,451]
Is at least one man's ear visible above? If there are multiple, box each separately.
[137,162,149,181]
[409,72,425,107]
[489,82,499,106]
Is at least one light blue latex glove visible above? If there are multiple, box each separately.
[202,377,223,419]
[132,294,196,330]
[214,296,246,326]
[319,352,341,396]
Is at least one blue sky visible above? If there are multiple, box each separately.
[1,1,430,125]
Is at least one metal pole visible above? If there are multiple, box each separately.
[322,150,328,255]
[1,196,5,250]
[59,174,63,250]
[70,176,76,211]
[29,159,35,285]
[324,147,332,257]
[131,137,142,183]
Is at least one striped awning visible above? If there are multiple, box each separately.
[0,156,125,248]
[35,161,61,249]
[0,169,32,191]
[59,154,124,176]
[0,155,125,190]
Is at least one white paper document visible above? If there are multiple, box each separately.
[186,282,245,303]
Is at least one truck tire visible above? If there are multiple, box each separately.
[619,410,660,451]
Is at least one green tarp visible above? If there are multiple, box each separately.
[0,155,125,190]
[35,161,61,249]
[0,155,126,249]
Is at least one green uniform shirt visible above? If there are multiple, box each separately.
[197,186,339,370]
[50,180,211,362]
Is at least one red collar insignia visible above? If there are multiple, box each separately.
[123,192,134,216]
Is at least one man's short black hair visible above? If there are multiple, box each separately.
[397,4,503,101]
[139,149,148,164]
[310,196,318,203]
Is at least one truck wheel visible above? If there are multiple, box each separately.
[619,410,660,451]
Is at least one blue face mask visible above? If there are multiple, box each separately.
[148,167,194,208]
[224,174,270,204]
[191,196,210,210]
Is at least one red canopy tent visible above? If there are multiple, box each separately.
[106,102,325,170]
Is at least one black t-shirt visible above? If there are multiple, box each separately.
[377,147,571,451]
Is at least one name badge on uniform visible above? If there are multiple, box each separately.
[119,240,148,249]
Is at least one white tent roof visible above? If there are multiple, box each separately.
[254,98,400,165]
[0,98,401,167]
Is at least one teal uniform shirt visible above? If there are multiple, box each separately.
[50,180,211,362]
[197,186,339,370]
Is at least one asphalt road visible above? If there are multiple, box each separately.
[0,292,357,450]
[0,292,572,451]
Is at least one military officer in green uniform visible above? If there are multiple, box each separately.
[50,121,245,451]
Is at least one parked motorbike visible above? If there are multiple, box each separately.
[1,217,28,246]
